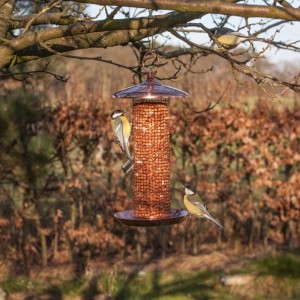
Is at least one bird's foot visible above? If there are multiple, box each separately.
[174,209,181,216]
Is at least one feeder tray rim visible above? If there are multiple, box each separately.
[114,209,189,227]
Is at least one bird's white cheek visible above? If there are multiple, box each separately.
[185,190,194,195]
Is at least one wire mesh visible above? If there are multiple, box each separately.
[132,99,171,219]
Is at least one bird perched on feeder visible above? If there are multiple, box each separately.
[183,184,223,229]
[110,110,133,173]
[210,27,251,49]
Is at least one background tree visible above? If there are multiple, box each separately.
[0,0,300,94]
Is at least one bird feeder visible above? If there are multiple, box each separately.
[113,56,189,227]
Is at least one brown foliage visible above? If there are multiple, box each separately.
[0,91,299,273]
[0,48,300,271]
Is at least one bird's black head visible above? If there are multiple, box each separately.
[183,184,196,195]
[210,27,219,36]
[111,109,125,119]
[210,27,234,37]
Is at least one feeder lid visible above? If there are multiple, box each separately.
[113,71,189,99]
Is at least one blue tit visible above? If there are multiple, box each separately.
[111,110,133,173]
[183,184,223,229]
[210,27,249,49]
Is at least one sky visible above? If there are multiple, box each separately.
[87,2,300,66]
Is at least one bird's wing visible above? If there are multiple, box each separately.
[191,201,209,214]
[114,118,126,152]
[189,197,224,229]
[228,32,246,38]
[187,194,203,206]
[119,116,132,159]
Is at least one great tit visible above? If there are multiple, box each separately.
[210,27,249,49]
[183,184,223,229]
[111,110,133,173]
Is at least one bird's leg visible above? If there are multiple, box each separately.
[189,214,192,219]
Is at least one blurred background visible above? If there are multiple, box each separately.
[0,45,300,299]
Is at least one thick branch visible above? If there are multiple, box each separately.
[73,0,300,21]
[0,0,15,38]
[0,11,201,68]
[16,28,162,64]
[12,11,200,51]
[10,13,91,29]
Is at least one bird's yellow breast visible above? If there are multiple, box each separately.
[184,195,203,217]
[120,116,131,138]
[218,35,239,47]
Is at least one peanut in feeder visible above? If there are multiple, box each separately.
[113,58,189,227]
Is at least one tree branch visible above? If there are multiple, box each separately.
[72,0,300,21]
[14,11,200,51]
[16,28,162,64]
[168,30,300,94]
[9,12,91,29]
[0,0,15,38]
[0,62,69,81]
[0,11,201,68]
[188,82,230,119]
[21,0,64,35]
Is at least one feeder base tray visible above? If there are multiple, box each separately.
[114,209,188,227]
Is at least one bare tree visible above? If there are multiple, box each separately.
[1,0,300,93]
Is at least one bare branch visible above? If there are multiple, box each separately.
[107,6,121,19]
[183,82,230,119]
[21,0,64,35]
[0,0,15,38]
[0,62,69,81]
[168,29,300,94]
[275,0,294,8]
[9,12,94,29]
[15,11,200,51]
[0,11,201,68]
[71,0,300,21]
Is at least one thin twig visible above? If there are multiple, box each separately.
[0,62,69,81]
[21,0,64,35]
[183,82,230,120]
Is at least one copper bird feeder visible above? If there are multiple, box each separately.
[113,59,189,227]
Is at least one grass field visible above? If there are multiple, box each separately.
[1,251,300,300]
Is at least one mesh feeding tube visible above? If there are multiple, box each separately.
[132,100,171,219]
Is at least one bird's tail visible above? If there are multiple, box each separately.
[121,158,134,174]
[204,214,224,230]
[124,145,132,161]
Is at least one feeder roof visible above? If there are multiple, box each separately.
[113,75,189,99]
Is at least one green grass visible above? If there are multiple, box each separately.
[1,254,300,299]
[59,278,85,295]
[0,276,42,293]
[113,270,231,300]
[255,253,300,278]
